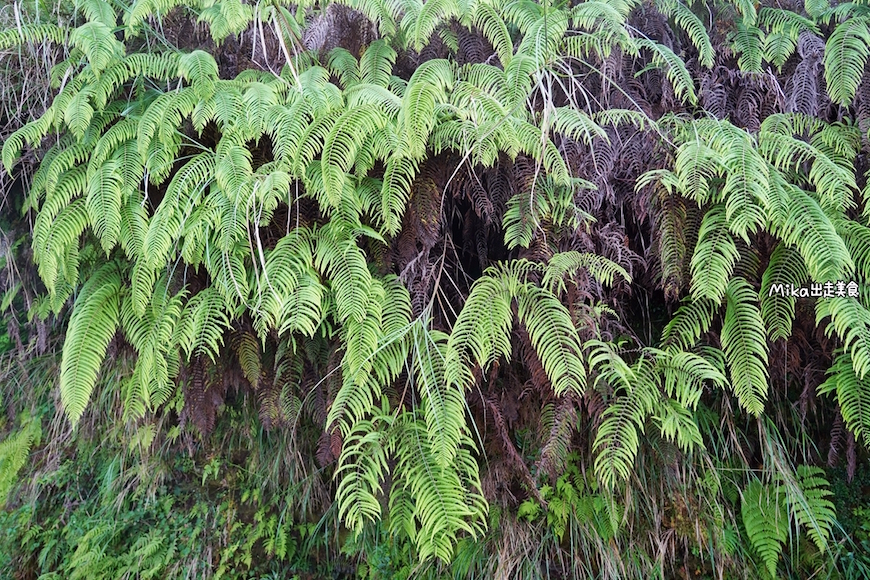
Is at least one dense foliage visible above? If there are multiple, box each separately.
[2,0,870,577]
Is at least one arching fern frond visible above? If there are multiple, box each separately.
[175,287,231,363]
[721,277,768,415]
[816,297,870,381]
[760,243,808,341]
[635,37,698,104]
[592,349,660,488]
[742,479,788,578]
[691,204,740,305]
[824,16,870,106]
[542,251,631,295]
[655,0,714,68]
[336,417,392,534]
[403,59,454,159]
[86,160,123,254]
[412,324,465,468]
[60,262,123,425]
[661,297,718,351]
[516,284,586,396]
[818,351,870,446]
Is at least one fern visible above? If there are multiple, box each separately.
[446,265,515,385]
[818,351,870,446]
[0,415,42,509]
[656,0,714,68]
[690,204,740,303]
[86,160,123,254]
[175,287,231,363]
[71,21,124,78]
[393,416,487,562]
[661,296,718,351]
[721,277,768,415]
[473,1,514,66]
[403,59,454,159]
[336,418,392,534]
[635,37,698,104]
[656,347,727,409]
[516,285,587,396]
[592,346,659,488]
[412,324,465,468]
[60,262,123,425]
[542,251,631,294]
[816,297,870,381]
[760,243,809,341]
[121,282,185,419]
[742,479,789,578]
[730,22,765,72]
[314,225,372,324]
[783,465,836,551]
[824,16,870,106]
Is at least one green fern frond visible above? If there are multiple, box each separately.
[824,16,870,106]
[330,279,386,433]
[119,188,149,262]
[653,398,704,453]
[121,281,185,418]
[592,349,659,488]
[771,181,852,283]
[517,284,587,396]
[407,0,459,51]
[40,162,88,232]
[815,297,870,381]
[276,268,325,338]
[760,243,808,341]
[691,204,740,303]
[0,23,66,50]
[742,479,788,578]
[143,151,214,281]
[381,155,419,236]
[78,0,117,27]
[758,8,819,67]
[176,287,231,363]
[838,220,870,289]
[87,160,123,254]
[635,37,698,104]
[446,266,514,386]
[312,227,372,324]
[393,416,487,562]
[34,197,89,294]
[656,348,727,409]
[60,262,123,425]
[178,50,218,98]
[322,105,390,207]
[721,277,768,415]
[336,417,392,534]
[473,1,513,66]
[782,465,836,552]
[0,415,42,509]
[718,135,768,242]
[411,324,465,468]
[543,251,630,295]
[818,351,870,446]
[661,297,718,351]
[551,107,608,146]
[360,40,397,87]
[656,0,714,68]
[197,0,253,43]
[71,21,124,77]
[215,140,253,203]
[730,22,764,72]
[403,59,454,159]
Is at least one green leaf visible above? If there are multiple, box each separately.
[60,263,122,425]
